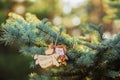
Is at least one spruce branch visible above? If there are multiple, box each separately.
[0,12,120,79]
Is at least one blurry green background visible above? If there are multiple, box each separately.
[0,0,120,80]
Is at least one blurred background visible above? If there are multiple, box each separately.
[0,0,120,80]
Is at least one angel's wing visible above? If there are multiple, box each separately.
[45,49,54,55]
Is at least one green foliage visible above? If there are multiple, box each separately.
[109,1,120,19]
[0,13,120,80]
[106,70,119,78]
[0,0,11,24]
[26,0,61,19]
[29,73,50,80]
[0,54,32,80]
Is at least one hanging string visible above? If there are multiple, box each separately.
[54,27,63,46]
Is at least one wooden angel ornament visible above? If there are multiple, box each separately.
[34,43,68,69]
